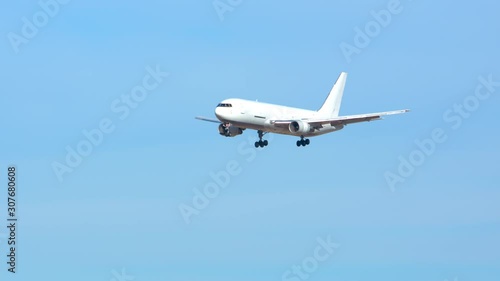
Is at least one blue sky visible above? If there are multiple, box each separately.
[1,0,499,280]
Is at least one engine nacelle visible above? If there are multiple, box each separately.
[288,120,311,135]
[218,123,243,137]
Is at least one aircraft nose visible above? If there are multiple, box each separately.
[215,107,225,120]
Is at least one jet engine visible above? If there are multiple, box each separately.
[218,123,243,137]
[288,120,311,135]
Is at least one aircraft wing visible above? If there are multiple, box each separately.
[195,116,222,123]
[271,109,409,128]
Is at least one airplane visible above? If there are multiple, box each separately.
[196,72,409,148]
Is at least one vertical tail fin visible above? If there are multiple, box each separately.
[317,72,348,117]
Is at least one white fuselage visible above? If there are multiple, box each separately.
[214,98,343,137]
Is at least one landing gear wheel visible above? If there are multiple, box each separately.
[255,130,269,148]
[297,136,310,147]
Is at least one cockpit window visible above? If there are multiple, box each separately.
[217,103,232,107]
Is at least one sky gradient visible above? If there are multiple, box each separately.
[1,0,499,280]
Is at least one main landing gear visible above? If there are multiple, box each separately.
[254,130,268,148]
[296,136,310,147]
